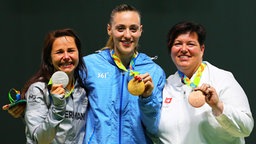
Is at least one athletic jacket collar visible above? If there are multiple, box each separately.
[97,49,154,67]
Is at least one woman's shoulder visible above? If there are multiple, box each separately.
[83,49,111,63]
[139,53,164,68]
[27,82,48,93]
[206,61,233,76]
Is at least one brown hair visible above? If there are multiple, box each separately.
[167,21,206,52]
[20,28,86,99]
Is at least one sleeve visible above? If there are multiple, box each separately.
[214,72,254,137]
[24,83,66,144]
[139,66,166,135]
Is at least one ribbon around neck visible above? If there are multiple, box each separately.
[111,50,140,77]
[178,62,206,88]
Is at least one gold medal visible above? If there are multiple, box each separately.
[128,78,145,96]
[188,90,205,108]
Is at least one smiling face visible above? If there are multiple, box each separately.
[51,36,79,77]
[171,32,205,78]
[107,11,142,59]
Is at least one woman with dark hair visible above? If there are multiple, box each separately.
[22,28,88,143]
[155,21,254,144]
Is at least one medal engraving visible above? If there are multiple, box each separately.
[188,90,205,108]
[128,78,145,96]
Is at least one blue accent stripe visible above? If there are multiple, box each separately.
[119,72,125,144]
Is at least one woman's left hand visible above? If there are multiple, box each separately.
[194,83,223,116]
[135,73,154,98]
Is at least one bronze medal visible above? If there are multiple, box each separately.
[188,90,206,108]
[128,78,145,96]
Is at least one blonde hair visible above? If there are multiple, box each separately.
[101,35,114,50]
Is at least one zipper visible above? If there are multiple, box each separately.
[118,72,125,144]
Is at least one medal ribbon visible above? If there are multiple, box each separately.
[111,50,139,77]
[178,62,206,88]
[2,88,26,110]
[64,85,74,98]
[8,88,21,103]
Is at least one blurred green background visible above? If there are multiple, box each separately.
[1,0,255,143]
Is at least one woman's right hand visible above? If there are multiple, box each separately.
[50,84,66,106]
[7,103,26,118]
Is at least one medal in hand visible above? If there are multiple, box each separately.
[188,90,206,108]
[128,77,145,96]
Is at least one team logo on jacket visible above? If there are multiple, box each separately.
[28,94,39,103]
[97,72,109,79]
[65,111,85,120]
[164,97,172,104]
